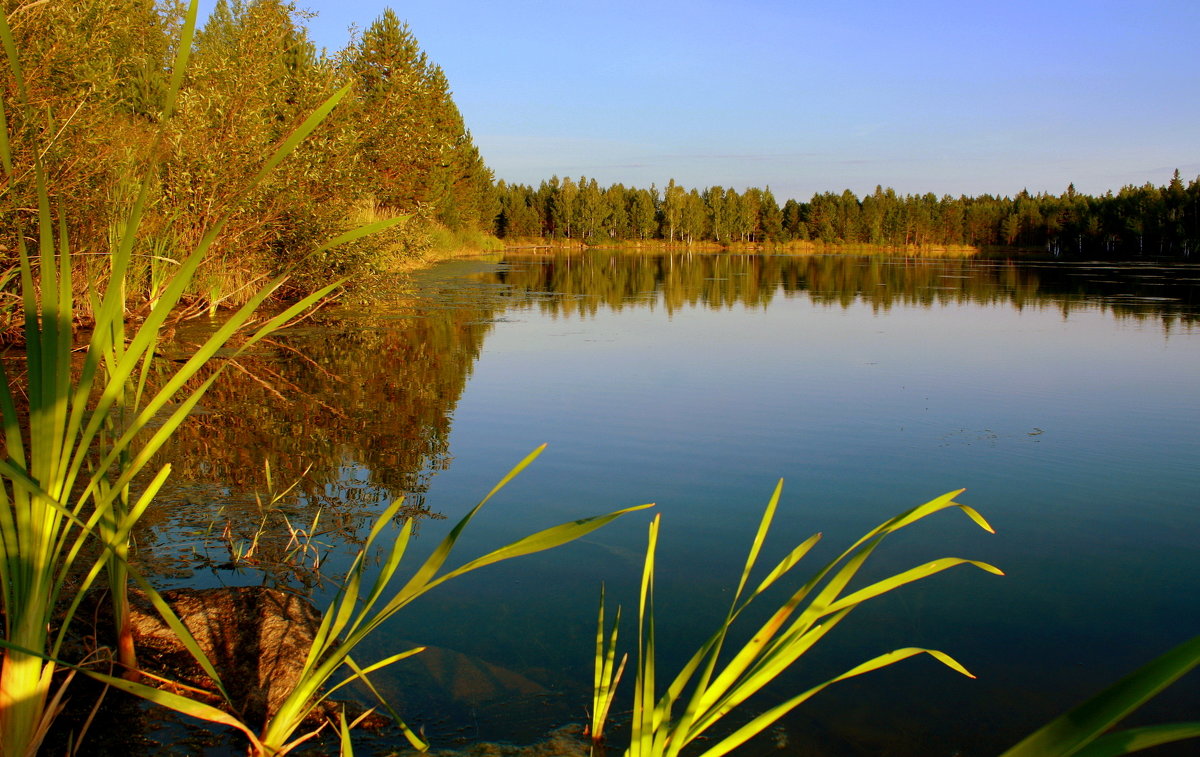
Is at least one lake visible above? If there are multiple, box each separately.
[145,251,1200,755]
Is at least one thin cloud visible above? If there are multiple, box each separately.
[661,152,822,162]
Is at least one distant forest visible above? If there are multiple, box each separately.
[495,173,1200,255]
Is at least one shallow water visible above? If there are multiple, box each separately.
[143,252,1200,755]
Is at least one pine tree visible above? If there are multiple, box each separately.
[760,187,783,243]
[347,9,449,211]
[781,199,806,241]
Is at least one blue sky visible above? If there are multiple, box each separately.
[204,0,1198,201]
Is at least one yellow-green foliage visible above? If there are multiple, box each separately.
[86,447,651,756]
[596,483,1003,757]
[286,198,434,296]
[0,0,497,321]
[0,3,405,752]
[427,223,505,258]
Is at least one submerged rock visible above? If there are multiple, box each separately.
[128,585,325,727]
[124,586,575,752]
[391,640,548,704]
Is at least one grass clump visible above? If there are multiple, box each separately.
[590,482,1003,757]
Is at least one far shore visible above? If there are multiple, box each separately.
[492,237,988,257]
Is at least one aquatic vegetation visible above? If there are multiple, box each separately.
[87,446,650,755]
[592,482,1003,757]
[0,4,613,753]
[589,584,628,749]
[1000,633,1200,757]
[195,461,334,587]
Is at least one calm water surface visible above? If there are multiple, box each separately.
[148,252,1200,755]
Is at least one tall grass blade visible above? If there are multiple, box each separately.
[160,0,198,121]
[821,557,1005,615]
[338,708,354,757]
[126,568,236,705]
[590,585,625,750]
[338,656,428,751]
[428,504,653,590]
[82,668,264,752]
[248,85,349,188]
[0,7,28,103]
[0,95,11,176]
[630,513,661,757]
[1075,722,1200,757]
[699,647,975,757]
[1000,633,1200,757]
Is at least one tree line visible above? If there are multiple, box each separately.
[1,0,497,312]
[495,172,1200,256]
[4,0,1195,325]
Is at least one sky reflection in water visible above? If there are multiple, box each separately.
[156,253,1200,755]
[384,254,1199,755]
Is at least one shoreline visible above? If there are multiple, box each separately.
[490,237,987,257]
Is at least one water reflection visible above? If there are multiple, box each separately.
[130,252,1199,755]
[144,280,500,585]
[142,252,1198,587]
[489,252,1198,327]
